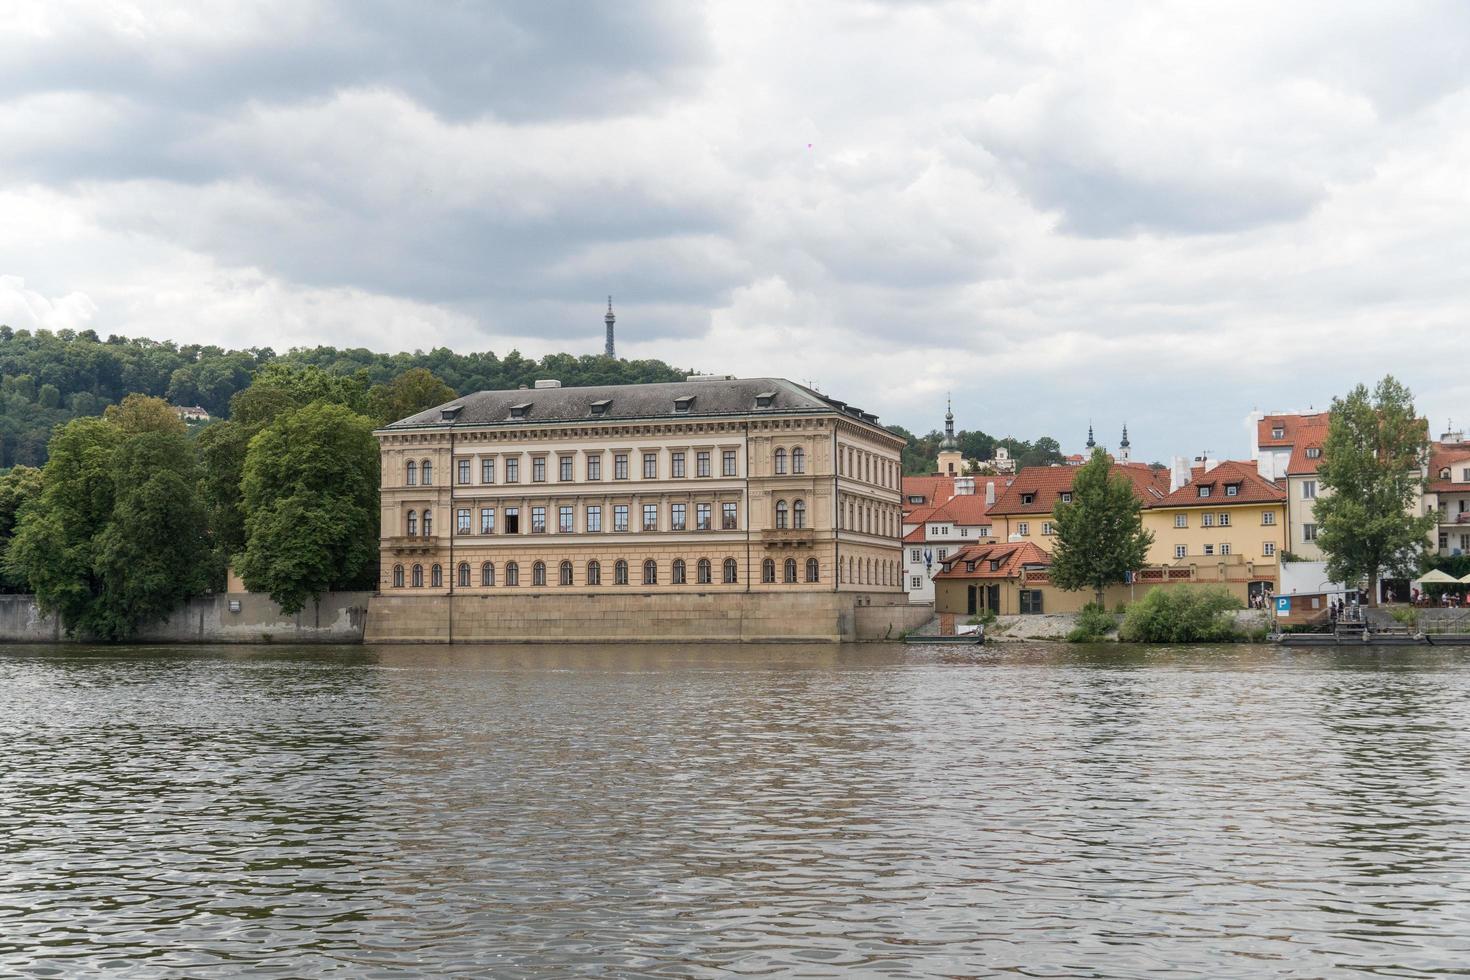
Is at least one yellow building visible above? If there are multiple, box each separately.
[374,376,906,596]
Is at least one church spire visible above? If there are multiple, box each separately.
[1120,424,1129,449]
[941,394,957,449]
[604,296,616,358]
[1086,423,1095,450]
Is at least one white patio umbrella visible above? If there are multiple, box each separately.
[1413,569,1460,586]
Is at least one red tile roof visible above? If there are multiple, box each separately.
[988,465,1168,515]
[1257,412,1331,475]
[1153,460,1286,507]
[1428,442,1470,493]
[927,493,993,526]
[902,476,956,514]
[933,541,1052,580]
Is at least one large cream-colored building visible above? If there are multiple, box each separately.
[374,376,906,598]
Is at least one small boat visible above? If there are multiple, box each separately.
[904,627,984,645]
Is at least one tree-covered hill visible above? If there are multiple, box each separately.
[0,325,690,467]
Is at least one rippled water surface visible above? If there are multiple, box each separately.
[4,642,1470,977]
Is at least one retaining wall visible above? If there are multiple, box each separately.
[0,593,371,644]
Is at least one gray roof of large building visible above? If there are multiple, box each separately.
[380,377,885,430]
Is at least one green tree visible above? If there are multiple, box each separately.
[237,402,380,614]
[103,393,186,435]
[370,367,457,425]
[1315,375,1435,605]
[1049,448,1154,605]
[0,465,44,592]
[196,419,259,560]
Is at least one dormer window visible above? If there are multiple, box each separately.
[1059,492,1072,503]
[907,495,924,504]
[1440,467,1451,479]
[1272,426,1284,439]
[965,561,976,572]
[674,395,695,414]
[589,400,611,417]
[755,391,776,409]
[1306,447,1322,459]
[509,403,531,419]
[989,559,1000,571]
[1198,485,1212,498]
[1225,484,1239,496]
[440,405,462,421]
[1020,493,1035,505]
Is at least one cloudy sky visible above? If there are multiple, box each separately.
[2,1,1469,461]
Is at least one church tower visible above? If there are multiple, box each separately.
[1119,424,1131,462]
[936,395,964,477]
[1086,424,1096,451]
[604,296,616,358]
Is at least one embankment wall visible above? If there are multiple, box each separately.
[0,593,371,644]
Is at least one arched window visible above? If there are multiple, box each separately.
[458,562,470,588]
[412,563,423,588]
[672,559,687,584]
[696,558,712,584]
[406,511,418,536]
[559,561,573,586]
[406,460,417,485]
[392,564,404,588]
[792,447,805,474]
[723,557,738,583]
[422,509,433,537]
[533,561,546,586]
[775,500,789,529]
[784,558,797,583]
[431,564,443,588]
[482,561,495,586]
[793,499,806,529]
[643,559,658,585]
[505,561,519,586]
[762,558,776,583]
[587,560,601,586]
[1441,467,1451,479]
[774,448,787,474]
[421,459,433,485]
[806,558,819,583]
[614,560,629,585]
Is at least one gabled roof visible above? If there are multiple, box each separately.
[1428,442,1470,492]
[933,541,1052,580]
[926,493,993,526]
[380,377,892,434]
[1154,460,1286,507]
[902,476,956,513]
[988,465,1168,515]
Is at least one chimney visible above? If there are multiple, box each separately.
[533,379,562,389]
[954,476,975,496]
[1257,452,1275,481]
[985,481,996,506]
[1170,456,1190,493]
[1204,457,1220,472]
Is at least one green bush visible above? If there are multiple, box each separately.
[1067,602,1118,643]
[1390,607,1420,629]
[1118,587,1243,643]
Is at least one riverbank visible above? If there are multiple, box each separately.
[0,592,371,644]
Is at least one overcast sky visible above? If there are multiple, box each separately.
[2,1,1468,461]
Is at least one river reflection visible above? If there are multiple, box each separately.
[2,642,1469,977]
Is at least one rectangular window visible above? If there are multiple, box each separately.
[723,501,738,529]
[1017,522,1029,536]
[559,506,574,534]
[697,451,711,477]
[586,506,601,533]
[531,507,546,533]
[1264,542,1276,557]
[532,457,546,483]
[672,452,686,478]
[1060,492,1072,503]
[1041,522,1053,535]
[1020,590,1044,615]
[559,457,573,482]
[481,458,495,484]
[643,504,658,531]
[480,508,495,534]
[1220,543,1231,556]
[643,453,658,479]
[1219,513,1231,526]
[671,503,686,531]
[1225,484,1238,496]
[457,459,470,485]
[937,548,947,560]
[456,508,470,533]
[614,454,629,480]
[614,505,629,532]
[1262,511,1276,525]
[1174,514,1188,528]
[1198,485,1211,498]
[1175,544,1188,559]
[722,450,737,476]
[504,507,519,534]
[587,456,601,481]
[910,576,922,589]
[910,548,920,562]
[505,458,519,483]
[696,503,712,530]
[1203,513,1215,527]
[1203,544,1215,556]
[1303,523,1317,541]
[1302,481,1317,499]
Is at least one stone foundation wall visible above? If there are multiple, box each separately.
[0,593,371,644]
[364,591,926,644]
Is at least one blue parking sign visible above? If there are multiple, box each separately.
[1275,596,1291,614]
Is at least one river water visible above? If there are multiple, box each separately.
[2,642,1469,978]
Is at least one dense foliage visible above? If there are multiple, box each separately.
[0,465,43,592]
[1118,587,1243,643]
[0,326,690,466]
[888,425,1067,476]
[1049,448,1154,605]
[1315,375,1435,604]
[1066,602,1119,643]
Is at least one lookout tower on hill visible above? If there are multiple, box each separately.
[604,296,616,358]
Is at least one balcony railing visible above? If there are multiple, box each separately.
[762,527,816,547]
[385,535,438,553]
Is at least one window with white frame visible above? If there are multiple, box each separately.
[1262,511,1275,525]
[1203,544,1215,556]
[1174,514,1188,528]
[1218,513,1231,526]
[1220,543,1231,556]
[1017,522,1029,535]
[1263,541,1276,556]
[586,506,601,532]
[1175,544,1187,559]
[1202,513,1215,527]
[1302,481,1317,499]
